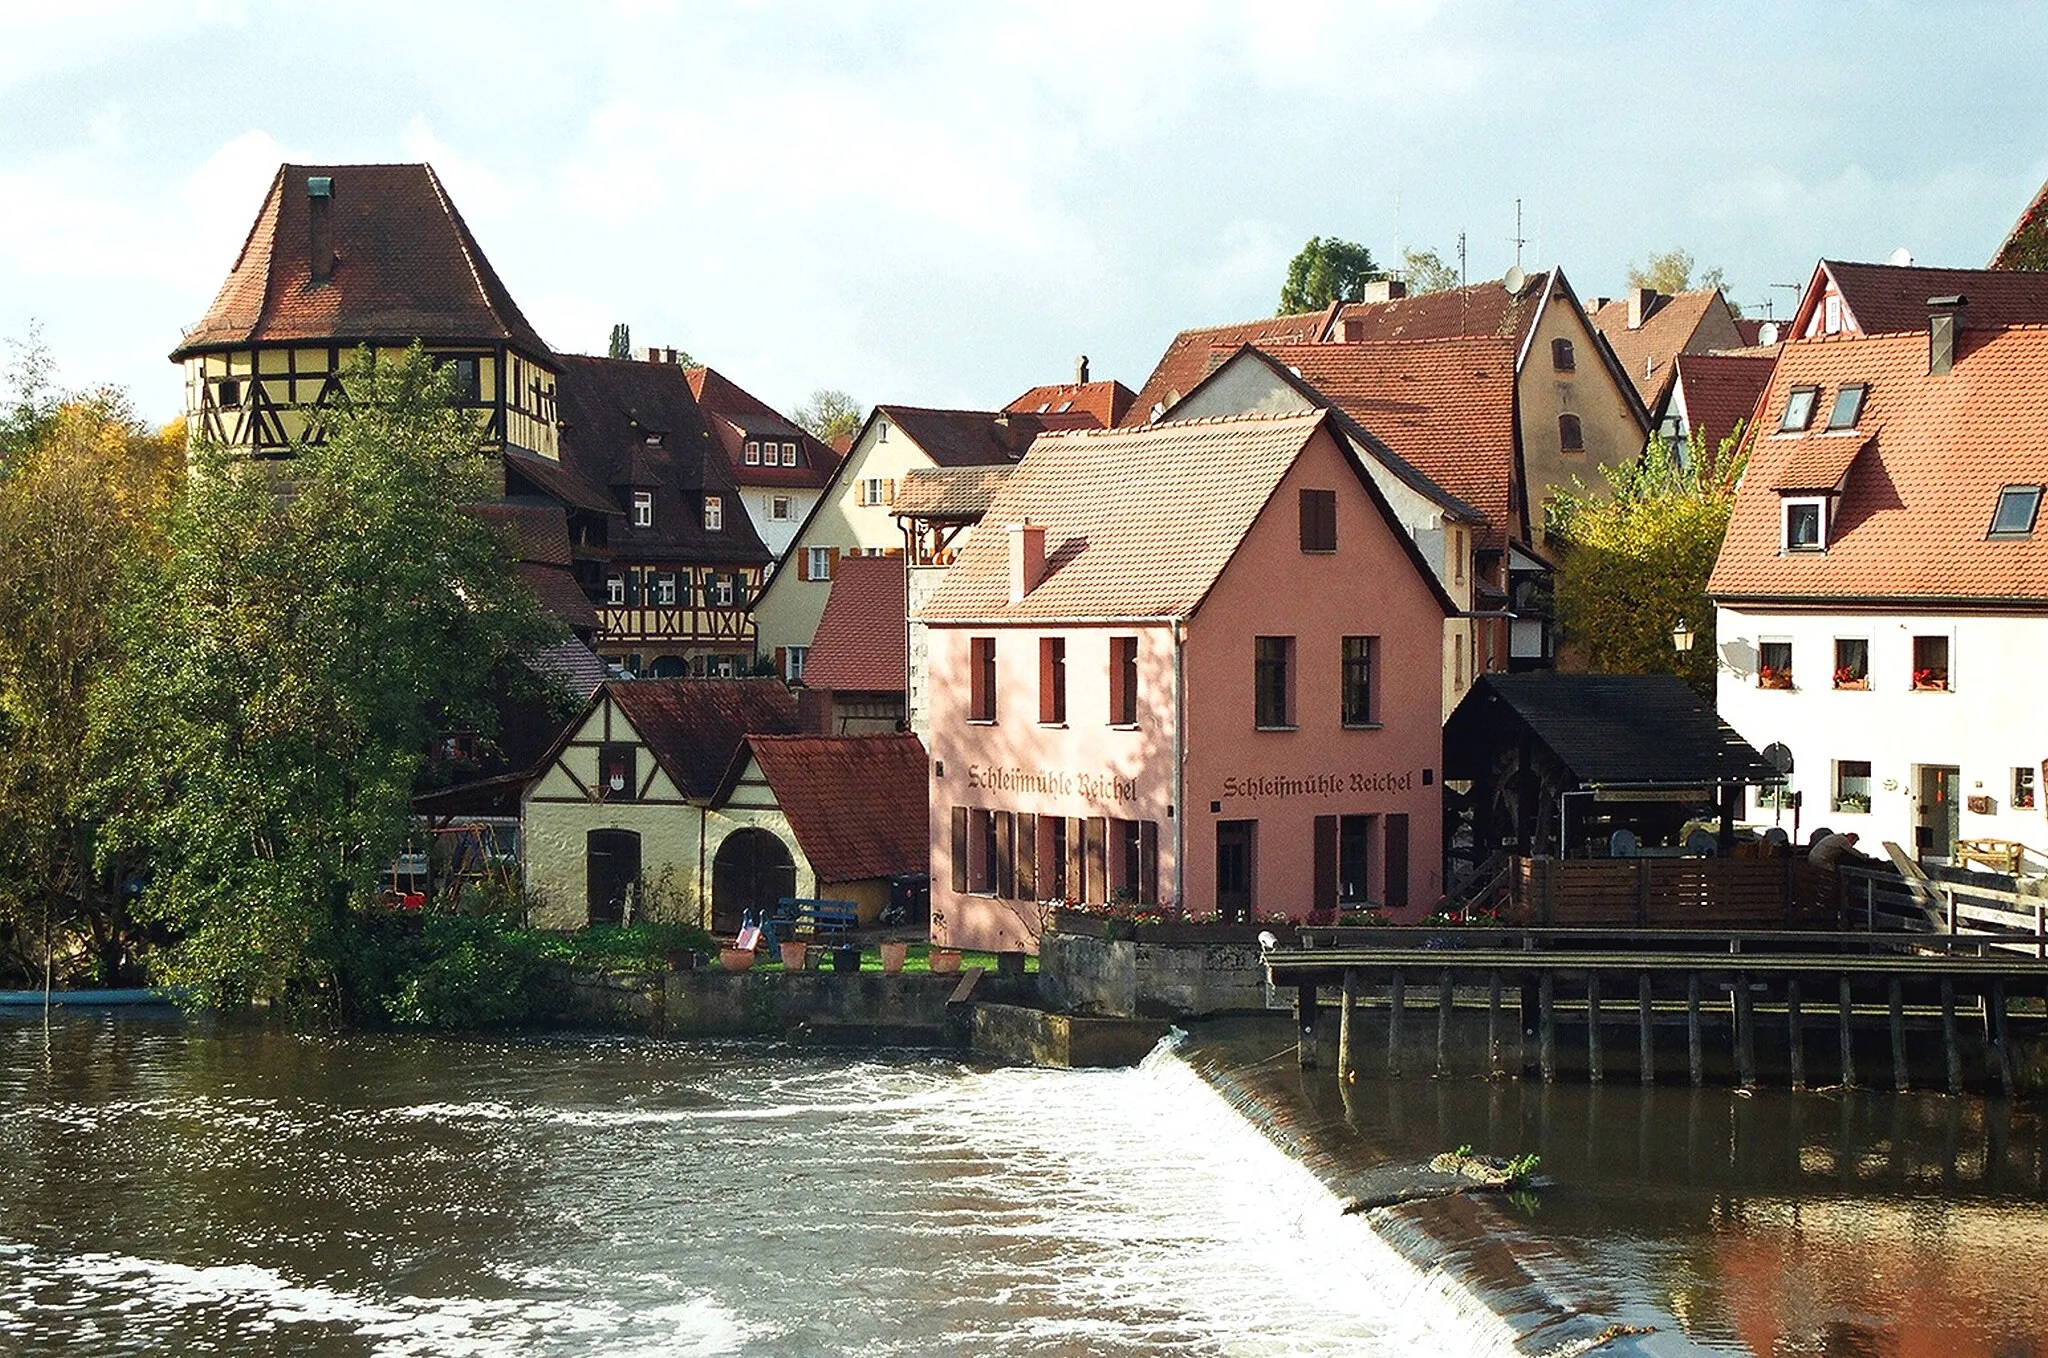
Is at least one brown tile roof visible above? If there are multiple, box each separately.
[1587,288,1741,405]
[503,450,618,518]
[1124,305,1341,425]
[172,163,553,362]
[1708,326,2048,604]
[470,502,597,630]
[1667,352,1775,462]
[919,410,1453,623]
[743,733,929,884]
[1244,338,1520,551]
[684,365,841,490]
[554,355,771,567]
[1730,318,1783,348]
[532,638,609,702]
[1329,273,1555,349]
[892,465,1013,521]
[605,678,801,799]
[1005,380,1137,427]
[802,554,906,693]
[1809,260,2048,336]
[879,406,1038,466]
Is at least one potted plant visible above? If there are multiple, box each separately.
[779,940,808,971]
[928,947,964,975]
[719,945,755,972]
[879,940,909,975]
[1832,665,1868,690]
[1758,664,1793,690]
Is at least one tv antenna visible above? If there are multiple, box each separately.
[1508,198,1528,270]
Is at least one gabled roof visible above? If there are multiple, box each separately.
[470,502,597,631]
[1990,178,2048,270]
[1238,338,1517,551]
[601,678,801,800]
[741,733,929,883]
[1329,273,1556,352]
[1708,325,2048,604]
[892,465,1013,521]
[880,406,1038,466]
[1005,380,1136,428]
[1664,352,1775,463]
[684,365,841,490]
[553,355,771,566]
[1795,260,2048,338]
[1586,288,1743,405]
[1445,673,1777,787]
[918,409,1455,623]
[802,554,906,693]
[173,163,553,362]
[1124,304,1342,424]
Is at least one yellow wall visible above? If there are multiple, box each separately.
[1518,292,1648,546]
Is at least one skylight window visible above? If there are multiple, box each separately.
[1990,485,2043,538]
[1779,387,1818,432]
[1826,383,1867,430]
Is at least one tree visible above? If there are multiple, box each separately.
[793,389,864,444]
[1,324,63,474]
[94,346,562,1014]
[1401,247,1461,295]
[1278,236,1386,314]
[1545,428,1747,698]
[608,322,632,360]
[1626,248,1730,298]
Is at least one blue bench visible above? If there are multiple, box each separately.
[758,897,860,951]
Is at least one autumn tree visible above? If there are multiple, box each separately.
[1278,236,1386,314]
[1627,247,1730,298]
[94,347,561,1014]
[1401,247,1461,295]
[793,388,864,444]
[1546,428,1746,698]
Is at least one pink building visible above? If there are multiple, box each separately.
[918,410,1454,952]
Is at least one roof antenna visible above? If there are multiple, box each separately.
[1509,198,1527,271]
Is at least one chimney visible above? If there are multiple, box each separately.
[646,346,662,363]
[1361,279,1406,304]
[1075,354,1090,384]
[1627,287,1658,330]
[1929,295,1965,375]
[306,175,334,286]
[1008,521,1047,602]
[1342,317,1366,343]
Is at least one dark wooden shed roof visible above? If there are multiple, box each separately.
[1445,673,1777,788]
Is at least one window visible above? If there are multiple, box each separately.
[859,476,894,507]
[744,440,760,465]
[1759,639,1793,689]
[655,572,677,606]
[598,744,637,799]
[212,376,242,408]
[1254,636,1294,729]
[1783,498,1825,552]
[2015,767,2037,811]
[970,636,997,722]
[771,495,793,521]
[1341,635,1377,726]
[785,645,808,683]
[1824,295,1844,335]
[1113,819,1159,905]
[606,575,625,605]
[1779,386,1819,432]
[1912,635,1950,691]
[1558,413,1584,452]
[781,442,798,466]
[1453,633,1465,690]
[1834,759,1872,814]
[703,495,723,531]
[441,356,480,404]
[1039,816,1070,901]
[1109,636,1139,726]
[710,574,734,607]
[1039,637,1067,724]
[1299,488,1337,552]
[1833,637,1868,689]
[1552,337,1575,371]
[632,490,654,528]
[877,419,890,442]
[1826,383,1867,430]
[1339,814,1373,903]
[1991,485,2043,538]
[806,546,833,581]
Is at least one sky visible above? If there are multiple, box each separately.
[4,1,2047,426]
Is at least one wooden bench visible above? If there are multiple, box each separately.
[761,897,860,951]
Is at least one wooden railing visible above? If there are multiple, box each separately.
[1843,859,2048,958]
[1505,856,1837,929]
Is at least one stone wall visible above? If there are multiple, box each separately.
[1038,927,1277,1019]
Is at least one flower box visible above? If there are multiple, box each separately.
[1833,794,1871,814]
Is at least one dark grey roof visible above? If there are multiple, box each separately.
[1445,673,1777,787]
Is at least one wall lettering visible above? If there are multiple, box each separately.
[1218,769,1416,801]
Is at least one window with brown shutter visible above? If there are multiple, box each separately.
[995,812,1016,899]
[1558,413,1584,452]
[1084,818,1108,904]
[970,637,998,721]
[1138,821,1158,905]
[1299,488,1337,553]
[950,808,969,893]
[1314,815,1338,914]
[1016,813,1037,900]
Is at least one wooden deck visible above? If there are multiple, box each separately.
[1504,855,1836,928]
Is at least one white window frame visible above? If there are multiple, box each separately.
[655,572,677,606]
[1782,496,1826,552]
[703,495,723,531]
[632,490,654,528]
[711,574,735,607]
[781,442,797,466]
[786,644,809,682]
[806,546,831,581]
[606,575,625,605]
[771,495,792,521]
[744,440,760,465]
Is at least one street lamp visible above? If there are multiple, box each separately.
[1671,618,1695,655]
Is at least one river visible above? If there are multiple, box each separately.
[1,1013,2042,1356]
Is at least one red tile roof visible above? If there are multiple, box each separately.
[1124,305,1342,424]
[1804,260,2048,337]
[1708,325,2048,604]
[1586,288,1743,404]
[892,465,1013,521]
[1328,273,1555,349]
[1667,352,1775,463]
[1004,380,1136,428]
[919,410,1453,623]
[743,733,929,884]
[1245,338,1521,551]
[684,365,841,490]
[802,554,906,693]
[172,163,553,362]
[604,678,801,799]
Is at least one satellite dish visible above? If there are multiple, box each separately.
[1887,246,1913,267]
[1503,265,1528,294]
[1763,741,1794,776]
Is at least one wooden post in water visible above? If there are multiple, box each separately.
[1638,972,1655,1086]
[1735,973,1757,1090]
[1436,970,1453,1077]
[1337,970,1356,1079]
[1686,972,1704,1087]
[1487,970,1503,1078]
[1539,972,1557,1083]
[1586,972,1604,1084]
[1940,976,1961,1095]
[1989,979,2013,1095]
[1787,976,1806,1091]
[1838,974,1857,1089]
[1297,983,1319,1068]
[1387,970,1405,1076]
[1889,978,1909,1093]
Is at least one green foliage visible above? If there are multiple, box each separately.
[528,921,713,970]
[1547,429,1746,697]
[1626,248,1728,300]
[93,346,563,1014]
[381,913,549,1028]
[1279,236,1385,314]
[0,325,63,473]
[793,389,864,444]
[608,322,632,360]
[1401,247,1461,295]
[1995,201,2048,270]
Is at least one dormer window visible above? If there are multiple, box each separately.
[703,495,723,531]
[1826,383,1867,430]
[1990,485,2043,538]
[1783,497,1826,552]
[632,490,654,528]
[1552,337,1575,371]
[781,442,797,466]
[744,440,760,465]
[1779,387,1819,432]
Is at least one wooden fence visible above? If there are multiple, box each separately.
[1506,856,1837,928]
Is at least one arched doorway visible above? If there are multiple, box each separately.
[712,828,796,934]
[587,829,640,925]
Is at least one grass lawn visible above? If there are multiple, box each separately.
[759,942,1035,974]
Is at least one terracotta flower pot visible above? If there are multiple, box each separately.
[879,941,909,975]
[928,948,963,976]
[719,947,755,972]
[779,941,808,971]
